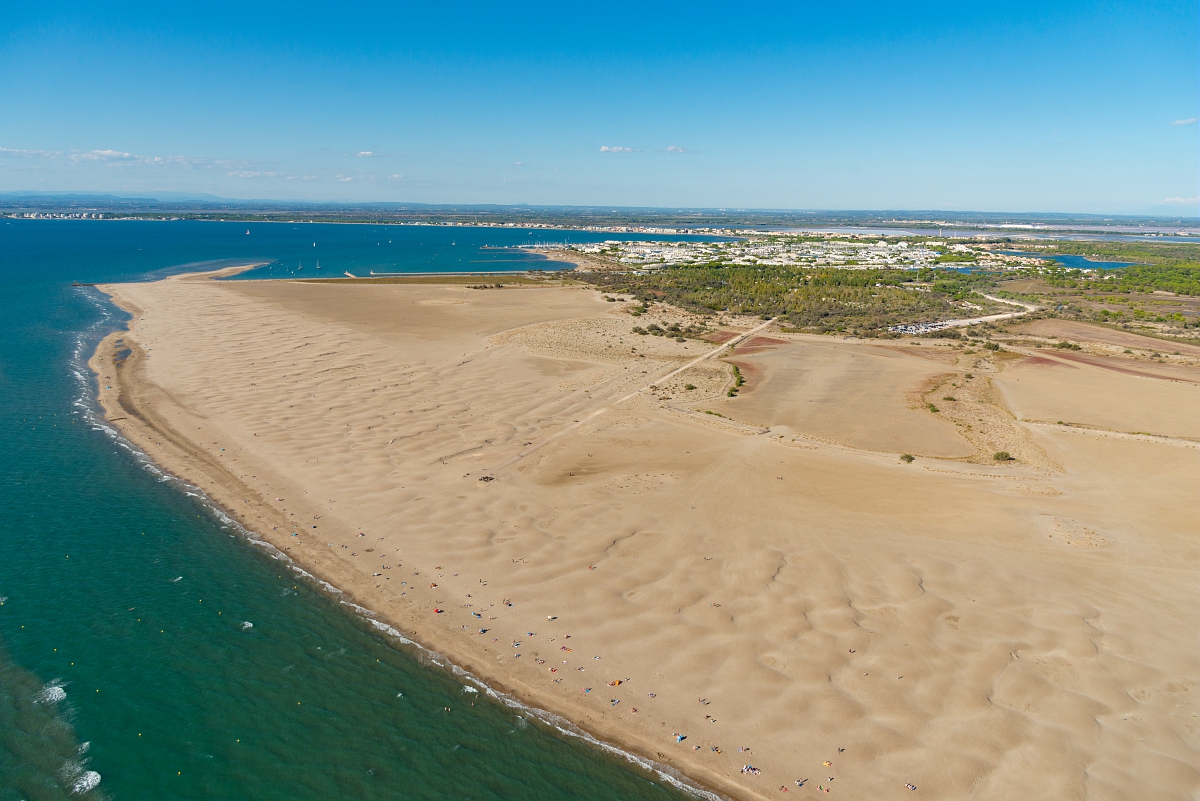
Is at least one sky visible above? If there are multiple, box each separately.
[1,1,1196,215]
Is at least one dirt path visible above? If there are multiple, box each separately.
[490,317,778,472]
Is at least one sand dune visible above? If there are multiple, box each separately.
[92,273,1200,801]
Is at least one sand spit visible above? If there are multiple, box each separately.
[91,272,1200,801]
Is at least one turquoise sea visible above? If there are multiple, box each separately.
[0,220,719,801]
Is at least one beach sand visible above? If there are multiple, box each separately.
[91,272,1200,800]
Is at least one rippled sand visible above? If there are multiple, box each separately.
[93,271,1200,801]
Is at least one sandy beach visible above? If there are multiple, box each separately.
[91,271,1200,801]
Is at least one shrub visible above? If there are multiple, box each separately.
[684,384,696,390]
[632,326,647,335]
[927,403,939,413]
[983,342,1001,351]
[993,451,1012,461]
[900,453,915,463]
[1054,341,1081,350]
[943,396,956,401]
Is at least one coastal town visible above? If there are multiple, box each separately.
[542,235,1050,271]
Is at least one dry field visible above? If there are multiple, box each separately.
[93,273,1200,801]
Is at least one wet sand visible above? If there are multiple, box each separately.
[91,272,1200,801]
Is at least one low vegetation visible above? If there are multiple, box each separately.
[580,266,1001,334]
[726,364,745,396]
[988,242,1200,340]
[577,239,1200,338]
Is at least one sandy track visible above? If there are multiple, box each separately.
[91,274,1200,801]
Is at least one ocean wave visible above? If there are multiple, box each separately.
[71,770,102,794]
[35,681,67,705]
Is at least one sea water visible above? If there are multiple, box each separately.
[0,220,719,800]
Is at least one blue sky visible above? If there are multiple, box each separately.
[1,1,1196,214]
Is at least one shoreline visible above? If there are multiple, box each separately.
[86,282,732,801]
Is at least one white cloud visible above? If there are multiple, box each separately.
[513,161,524,166]
[1,145,251,170]
[1161,196,1199,205]
[1170,117,1197,126]
[387,174,404,181]
[599,145,635,153]
[664,145,689,153]
[0,146,62,157]
[337,175,354,182]
[228,170,281,179]
[71,150,194,166]
[72,149,134,162]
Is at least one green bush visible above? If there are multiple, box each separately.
[900,453,915,463]
[993,451,1012,461]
